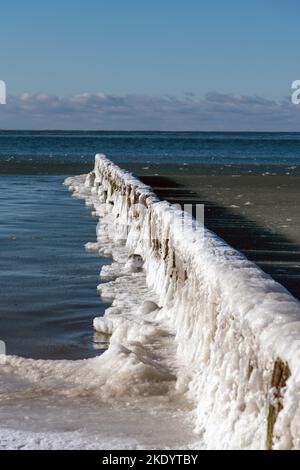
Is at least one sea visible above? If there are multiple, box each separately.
[0,131,300,449]
[1,130,300,175]
[1,130,300,358]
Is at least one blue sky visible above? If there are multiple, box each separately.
[0,0,299,129]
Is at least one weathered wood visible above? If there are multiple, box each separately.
[266,358,291,450]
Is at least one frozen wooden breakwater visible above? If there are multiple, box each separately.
[65,154,300,449]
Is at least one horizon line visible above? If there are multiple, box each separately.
[0,129,300,133]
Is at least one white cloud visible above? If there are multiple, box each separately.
[0,92,299,130]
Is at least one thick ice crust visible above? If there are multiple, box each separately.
[64,154,300,449]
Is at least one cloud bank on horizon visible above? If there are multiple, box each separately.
[0,91,299,131]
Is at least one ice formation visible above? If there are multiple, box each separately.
[64,154,300,450]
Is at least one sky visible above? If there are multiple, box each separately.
[0,0,299,130]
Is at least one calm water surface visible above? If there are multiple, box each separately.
[0,175,109,359]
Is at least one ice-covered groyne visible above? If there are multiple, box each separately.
[67,154,300,450]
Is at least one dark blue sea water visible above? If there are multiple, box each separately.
[0,175,111,359]
[1,130,300,174]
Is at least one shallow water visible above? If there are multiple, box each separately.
[0,175,109,360]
